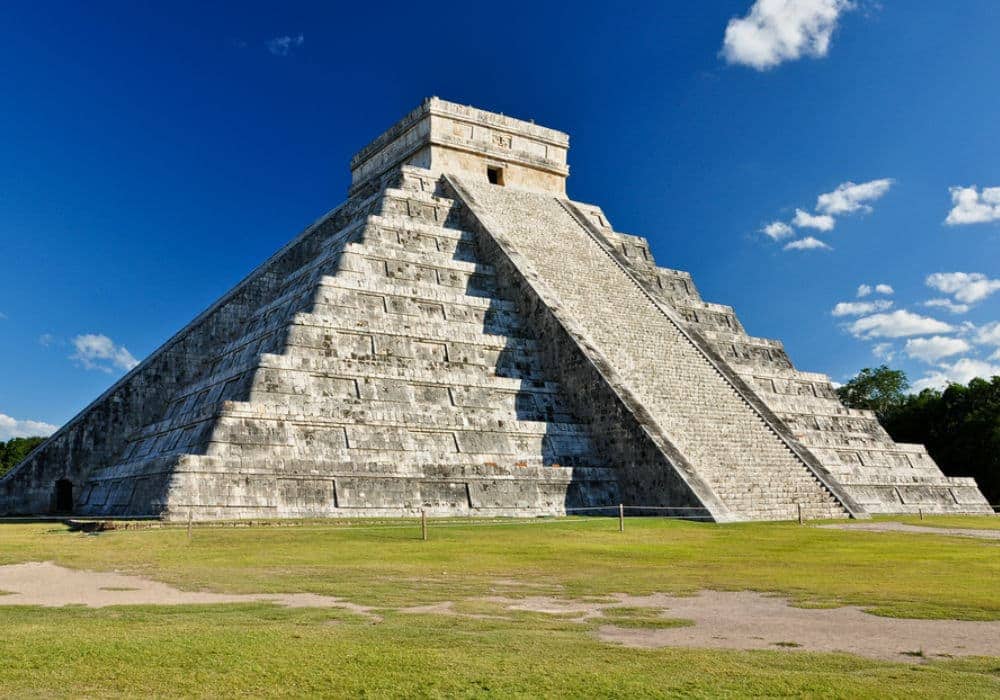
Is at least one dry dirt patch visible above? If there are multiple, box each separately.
[600,591,1000,663]
[818,522,1000,540]
[3,563,998,663]
[0,562,379,619]
[483,591,1000,663]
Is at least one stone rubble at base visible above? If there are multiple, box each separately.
[0,98,990,521]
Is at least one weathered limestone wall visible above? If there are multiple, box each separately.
[5,166,619,520]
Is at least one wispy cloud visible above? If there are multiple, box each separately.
[0,413,58,441]
[975,321,1000,347]
[816,179,894,215]
[721,0,856,70]
[857,283,893,297]
[944,186,1000,225]
[923,298,970,315]
[784,236,831,251]
[792,208,835,231]
[871,342,895,361]
[70,333,139,373]
[926,272,1000,304]
[848,310,953,339]
[762,221,794,240]
[904,336,970,363]
[38,333,55,347]
[831,299,892,317]
[266,34,304,56]
[913,357,1000,392]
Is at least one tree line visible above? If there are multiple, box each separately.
[836,366,999,506]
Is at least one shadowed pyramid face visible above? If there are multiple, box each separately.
[0,99,989,521]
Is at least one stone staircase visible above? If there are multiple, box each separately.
[452,178,851,522]
[569,202,991,515]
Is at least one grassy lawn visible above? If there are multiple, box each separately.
[0,516,998,697]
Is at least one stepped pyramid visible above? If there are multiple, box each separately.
[1,98,989,521]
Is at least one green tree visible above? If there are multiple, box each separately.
[836,365,909,422]
[0,436,46,477]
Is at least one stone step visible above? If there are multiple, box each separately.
[242,387,576,422]
[766,395,877,419]
[93,451,617,482]
[312,270,512,310]
[309,287,526,336]
[256,353,551,385]
[351,224,480,265]
[215,401,592,438]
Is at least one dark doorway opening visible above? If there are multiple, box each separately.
[486,166,504,186]
[54,479,73,514]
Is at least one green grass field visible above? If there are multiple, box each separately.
[0,515,998,698]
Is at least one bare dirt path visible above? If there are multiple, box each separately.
[0,562,379,619]
[818,522,1000,540]
[585,591,1000,663]
[3,563,998,663]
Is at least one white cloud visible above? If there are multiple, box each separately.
[923,298,971,315]
[784,236,831,251]
[38,333,55,347]
[721,0,855,70]
[792,208,835,231]
[831,299,893,317]
[944,186,1000,225]
[975,321,1000,347]
[848,310,953,339]
[856,283,892,298]
[816,178,894,215]
[266,34,304,56]
[925,272,1000,304]
[0,413,58,441]
[762,221,794,240]
[904,336,970,363]
[871,342,895,361]
[70,334,139,373]
[912,357,1000,392]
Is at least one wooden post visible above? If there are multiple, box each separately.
[421,509,428,541]
[187,509,193,541]
[797,503,803,525]
[619,504,624,532]
[919,508,923,521]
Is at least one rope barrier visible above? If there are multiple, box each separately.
[1,504,994,537]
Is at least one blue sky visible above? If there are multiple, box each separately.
[2,0,999,438]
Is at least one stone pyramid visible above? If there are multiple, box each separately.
[2,98,989,521]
